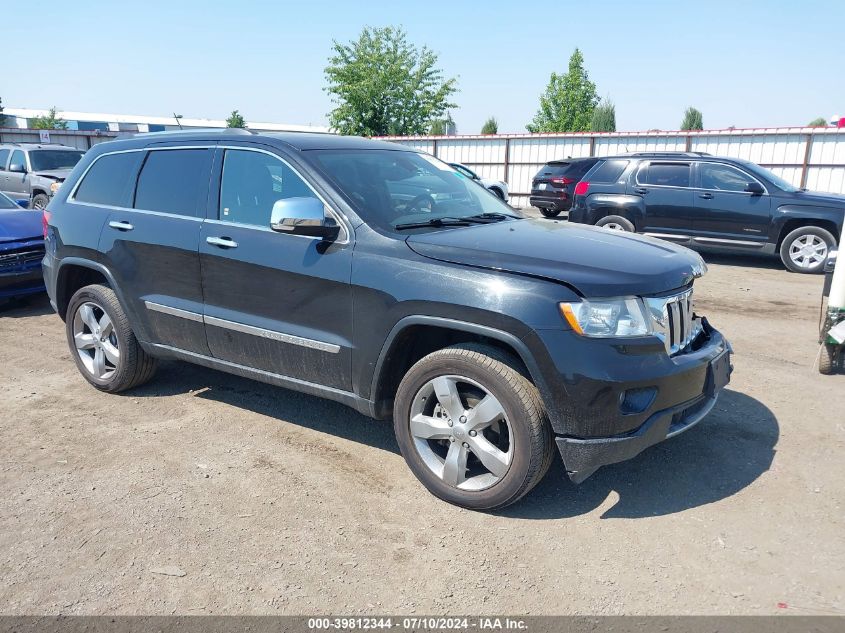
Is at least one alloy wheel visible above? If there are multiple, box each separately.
[789,234,828,269]
[72,301,120,379]
[603,222,626,231]
[408,375,513,491]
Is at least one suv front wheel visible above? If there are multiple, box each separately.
[393,343,554,510]
[65,284,157,392]
[779,226,836,274]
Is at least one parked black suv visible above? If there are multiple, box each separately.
[43,131,731,510]
[529,157,599,218]
[569,152,845,274]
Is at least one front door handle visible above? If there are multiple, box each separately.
[108,220,134,231]
[206,236,238,249]
[698,192,714,199]
[634,187,649,194]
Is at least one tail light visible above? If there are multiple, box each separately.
[550,176,575,185]
[574,181,590,196]
[42,210,51,238]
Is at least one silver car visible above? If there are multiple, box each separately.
[0,143,86,210]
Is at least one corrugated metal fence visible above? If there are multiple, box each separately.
[381,127,845,208]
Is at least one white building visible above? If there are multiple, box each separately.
[1,107,328,134]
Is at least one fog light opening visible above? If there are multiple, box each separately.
[619,387,657,415]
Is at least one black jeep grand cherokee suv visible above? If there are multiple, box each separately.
[43,130,731,510]
[569,152,845,274]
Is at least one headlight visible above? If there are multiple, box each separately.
[50,182,61,194]
[559,297,652,337]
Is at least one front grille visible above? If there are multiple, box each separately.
[645,288,703,355]
[0,247,45,272]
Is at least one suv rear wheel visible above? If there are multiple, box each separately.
[393,343,554,510]
[539,208,560,218]
[779,226,836,274]
[596,215,635,232]
[66,284,157,392]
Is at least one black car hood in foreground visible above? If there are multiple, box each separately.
[406,219,705,297]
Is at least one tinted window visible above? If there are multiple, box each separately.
[0,149,9,170]
[73,152,142,207]
[29,150,85,171]
[134,149,211,216]
[699,163,756,192]
[642,162,690,188]
[10,150,26,170]
[534,163,570,178]
[589,159,629,183]
[220,150,319,227]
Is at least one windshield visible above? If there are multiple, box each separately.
[739,160,800,192]
[0,192,18,209]
[29,150,85,172]
[308,150,517,232]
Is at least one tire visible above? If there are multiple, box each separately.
[32,193,49,210]
[393,343,554,510]
[65,284,157,392]
[818,343,839,375]
[779,226,836,274]
[596,215,635,232]
[540,207,560,218]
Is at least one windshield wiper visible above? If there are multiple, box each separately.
[466,212,520,221]
[394,217,477,231]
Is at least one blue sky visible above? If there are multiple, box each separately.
[4,0,844,133]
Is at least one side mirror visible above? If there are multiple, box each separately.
[9,163,26,174]
[270,197,340,240]
[745,181,764,195]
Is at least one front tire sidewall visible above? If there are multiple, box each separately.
[66,286,131,392]
[32,193,50,210]
[780,227,836,274]
[394,355,537,511]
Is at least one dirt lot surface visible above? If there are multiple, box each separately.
[1,217,844,615]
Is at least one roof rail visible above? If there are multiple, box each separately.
[132,127,256,138]
[623,151,712,157]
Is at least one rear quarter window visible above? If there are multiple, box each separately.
[72,152,143,207]
[588,159,630,183]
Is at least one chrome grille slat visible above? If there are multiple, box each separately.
[645,287,702,356]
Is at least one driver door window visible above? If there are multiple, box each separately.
[699,163,761,192]
[220,149,320,227]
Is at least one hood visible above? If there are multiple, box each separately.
[0,209,44,243]
[33,169,71,181]
[406,218,705,297]
[789,190,845,208]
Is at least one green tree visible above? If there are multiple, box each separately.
[590,99,616,132]
[429,119,446,135]
[31,107,68,130]
[808,117,828,127]
[324,26,458,136]
[226,110,247,128]
[526,48,598,133]
[481,116,498,134]
[680,107,703,131]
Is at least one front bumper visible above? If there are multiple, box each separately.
[0,240,46,299]
[528,320,731,482]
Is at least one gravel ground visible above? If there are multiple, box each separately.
[1,215,843,615]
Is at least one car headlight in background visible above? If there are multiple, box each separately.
[559,297,652,337]
[50,182,62,195]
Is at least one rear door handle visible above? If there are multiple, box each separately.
[108,221,134,231]
[206,236,238,249]
[634,187,648,194]
[698,192,714,199]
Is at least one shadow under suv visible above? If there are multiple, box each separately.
[43,130,731,510]
[569,152,845,274]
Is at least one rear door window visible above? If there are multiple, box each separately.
[73,152,143,207]
[133,149,212,216]
[640,162,691,188]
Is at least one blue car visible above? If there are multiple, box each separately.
[0,191,46,300]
